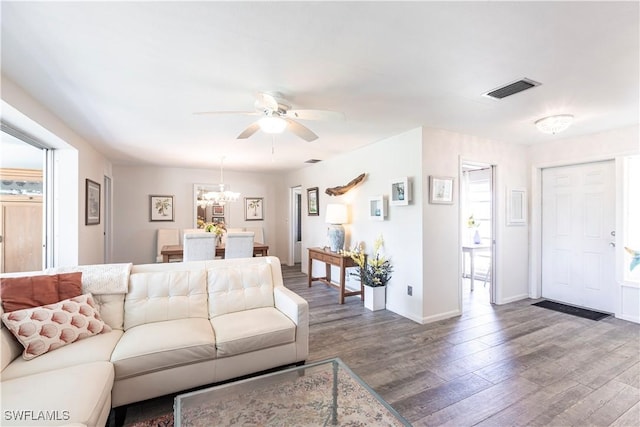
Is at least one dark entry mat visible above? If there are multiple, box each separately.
[532,300,610,321]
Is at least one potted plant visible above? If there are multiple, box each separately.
[344,235,393,311]
[203,221,226,246]
[467,214,481,244]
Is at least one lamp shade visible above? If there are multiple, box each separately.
[259,116,287,134]
[325,204,348,224]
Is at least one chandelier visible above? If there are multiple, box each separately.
[198,157,240,206]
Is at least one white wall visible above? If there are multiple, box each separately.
[281,128,424,321]
[1,76,112,266]
[280,126,532,324]
[420,128,530,323]
[111,165,282,265]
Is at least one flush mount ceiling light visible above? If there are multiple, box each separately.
[535,114,574,135]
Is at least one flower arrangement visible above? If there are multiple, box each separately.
[343,235,393,287]
[203,221,226,236]
[467,215,480,228]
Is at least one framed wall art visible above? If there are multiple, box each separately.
[429,176,454,204]
[85,179,101,225]
[369,195,387,221]
[212,204,224,216]
[245,197,264,221]
[390,177,411,206]
[307,187,319,216]
[150,195,175,222]
[507,188,527,225]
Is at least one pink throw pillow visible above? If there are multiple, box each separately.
[1,293,112,360]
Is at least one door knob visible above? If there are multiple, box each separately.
[609,242,616,247]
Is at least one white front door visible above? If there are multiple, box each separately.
[542,161,616,313]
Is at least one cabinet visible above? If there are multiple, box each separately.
[0,168,43,273]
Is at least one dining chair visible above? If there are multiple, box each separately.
[183,233,217,262]
[156,229,180,262]
[244,226,264,244]
[221,227,244,245]
[181,228,205,242]
[224,231,255,259]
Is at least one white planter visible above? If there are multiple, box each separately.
[364,285,386,311]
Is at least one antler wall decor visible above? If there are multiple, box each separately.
[325,173,366,196]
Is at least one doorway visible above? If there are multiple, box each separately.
[541,161,616,313]
[289,186,302,266]
[0,127,46,273]
[461,162,495,307]
[103,175,112,264]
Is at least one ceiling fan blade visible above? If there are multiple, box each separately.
[283,118,319,142]
[255,92,279,111]
[284,109,345,121]
[193,111,258,116]
[237,122,261,139]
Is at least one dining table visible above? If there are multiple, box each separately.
[160,243,269,262]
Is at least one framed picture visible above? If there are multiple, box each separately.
[307,187,319,216]
[85,179,101,225]
[212,216,225,224]
[212,205,224,216]
[390,177,411,206]
[507,188,527,225]
[245,197,264,221]
[369,195,387,221]
[429,176,454,204]
[150,195,175,222]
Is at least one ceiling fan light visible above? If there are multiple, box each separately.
[535,114,574,135]
[259,116,287,134]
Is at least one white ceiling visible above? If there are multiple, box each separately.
[1,1,638,172]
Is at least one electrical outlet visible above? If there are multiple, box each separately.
[407,285,413,296]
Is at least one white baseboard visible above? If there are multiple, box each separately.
[499,294,530,304]
[616,313,640,324]
[385,303,461,325]
[419,309,461,325]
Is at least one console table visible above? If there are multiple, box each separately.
[462,243,490,291]
[307,247,363,304]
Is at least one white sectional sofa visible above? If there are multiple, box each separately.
[0,256,309,426]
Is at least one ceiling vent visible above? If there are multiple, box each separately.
[305,159,322,164]
[483,78,541,100]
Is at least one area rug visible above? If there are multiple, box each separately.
[533,300,610,321]
[128,413,172,427]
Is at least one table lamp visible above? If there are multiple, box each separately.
[325,204,348,252]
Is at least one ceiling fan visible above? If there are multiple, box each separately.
[195,92,345,142]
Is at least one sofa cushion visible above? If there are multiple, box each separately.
[1,324,22,372]
[0,361,113,426]
[1,294,112,360]
[125,269,208,330]
[0,272,82,312]
[111,318,216,380]
[211,307,295,357]
[207,261,275,317]
[92,293,125,331]
[1,329,122,381]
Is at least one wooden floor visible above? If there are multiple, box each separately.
[120,264,640,426]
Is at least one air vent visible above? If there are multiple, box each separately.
[305,159,322,164]
[483,78,541,100]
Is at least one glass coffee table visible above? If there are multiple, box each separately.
[174,358,411,426]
